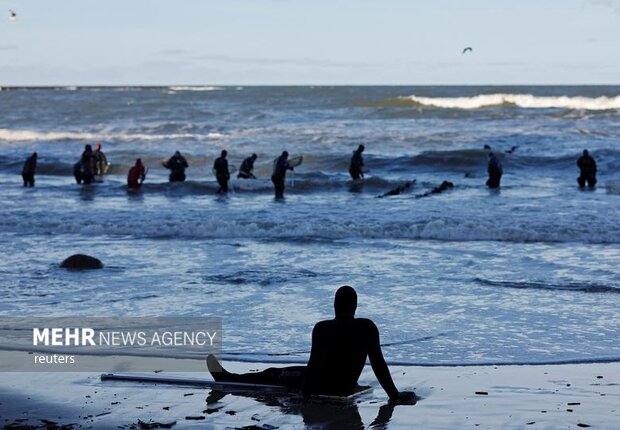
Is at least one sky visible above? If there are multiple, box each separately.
[0,0,619,85]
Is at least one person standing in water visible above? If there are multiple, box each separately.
[238,153,258,179]
[127,159,146,190]
[80,144,96,185]
[213,150,230,193]
[21,152,37,187]
[94,143,109,176]
[207,285,416,403]
[577,149,597,188]
[349,144,365,181]
[162,151,188,182]
[486,152,503,189]
[271,151,294,199]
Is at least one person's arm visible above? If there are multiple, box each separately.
[367,321,399,399]
[367,321,416,403]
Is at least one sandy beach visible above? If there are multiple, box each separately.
[1,360,618,429]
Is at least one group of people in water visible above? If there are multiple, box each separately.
[125,149,299,198]
[71,143,109,185]
[20,143,599,195]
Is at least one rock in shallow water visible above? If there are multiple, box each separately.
[60,254,103,270]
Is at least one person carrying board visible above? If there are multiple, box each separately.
[271,151,295,199]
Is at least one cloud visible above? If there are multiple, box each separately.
[0,45,17,51]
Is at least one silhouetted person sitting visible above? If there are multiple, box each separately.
[486,152,503,189]
[163,151,188,182]
[349,144,365,181]
[213,150,230,193]
[22,152,37,187]
[238,153,258,179]
[208,286,416,403]
[577,149,597,188]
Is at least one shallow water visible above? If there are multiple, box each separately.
[1,86,619,366]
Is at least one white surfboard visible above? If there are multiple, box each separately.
[101,372,372,400]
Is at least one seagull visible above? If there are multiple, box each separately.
[462,47,473,55]
[9,9,16,21]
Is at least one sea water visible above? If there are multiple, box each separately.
[0,86,618,366]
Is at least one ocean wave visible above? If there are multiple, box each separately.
[475,278,620,294]
[0,128,226,143]
[402,93,620,110]
[2,214,620,244]
[168,86,224,92]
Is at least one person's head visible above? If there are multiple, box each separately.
[488,152,494,158]
[32,152,37,158]
[358,144,365,153]
[136,158,142,166]
[85,144,92,152]
[583,149,589,156]
[95,143,101,150]
[174,151,181,157]
[251,153,257,160]
[334,285,357,319]
[282,151,289,159]
[221,150,227,158]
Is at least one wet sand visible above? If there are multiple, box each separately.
[1,361,618,429]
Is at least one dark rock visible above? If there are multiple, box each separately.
[60,254,103,270]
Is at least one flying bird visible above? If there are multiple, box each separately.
[8,9,16,21]
[462,47,473,55]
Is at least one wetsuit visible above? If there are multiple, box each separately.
[21,154,37,187]
[94,149,108,176]
[209,286,411,401]
[271,155,293,199]
[73,161,82,184]
[127,161,146,189]
[238,156,256,179]
[163,154,188,182]
[213,156,230,193]
[486,155,503,189]
[577,153,597,188]
[81,150,96,184]
[349,149,364,180]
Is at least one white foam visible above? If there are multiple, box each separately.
[0,128,226,142]
[168,86,224,92]
[405,93,620,110]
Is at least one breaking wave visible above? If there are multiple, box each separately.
[475,278,620,294]
[403,93,620,110]
[168,86,224,92]
[2,213,620,244]
[0,128,225,142]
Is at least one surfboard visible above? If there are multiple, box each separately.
[272,156,303,170]
[288,156,303,168]
[100,372,371,400]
